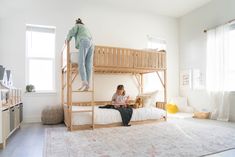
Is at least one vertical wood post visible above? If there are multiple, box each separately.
[140,73,144,94]
[92,67,95,129]
[66,41,72,131]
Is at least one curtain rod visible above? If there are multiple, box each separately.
[203,18,235,33]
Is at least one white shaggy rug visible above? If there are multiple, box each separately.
[43,119,235,157]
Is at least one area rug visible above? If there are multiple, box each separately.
[43,119,235,157]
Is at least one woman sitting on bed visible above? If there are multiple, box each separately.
[99,84,132,126]
[111,85,130,108]
[111,84,132,126]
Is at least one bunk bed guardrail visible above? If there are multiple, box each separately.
[62,44,166,74]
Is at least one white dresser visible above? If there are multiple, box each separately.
[0,88,23,149]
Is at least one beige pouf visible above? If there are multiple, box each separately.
[41,105,64,124]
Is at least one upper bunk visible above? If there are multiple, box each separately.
[61,42,167,74]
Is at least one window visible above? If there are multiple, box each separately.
[206,22,235,91]
[226,24,235,91]
[147,35,166,50]
[26,24,56,92]
[145,35,166,99]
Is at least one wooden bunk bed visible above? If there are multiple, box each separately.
[61,41,167,131]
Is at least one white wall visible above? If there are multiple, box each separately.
[0,93,2,143]
[179,0,235,121]
[0,0,179,122]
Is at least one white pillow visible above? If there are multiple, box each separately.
[168,97,194,113]
[137,95,151,107]
[138,91,158,107]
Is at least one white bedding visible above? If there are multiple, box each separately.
[71,106,166,125]
[70,51,79,64]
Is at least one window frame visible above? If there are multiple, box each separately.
[25,24,56,93]
[147,35,167,51]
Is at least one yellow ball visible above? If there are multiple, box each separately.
[166,103,179,114]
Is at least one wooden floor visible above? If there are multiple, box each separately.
[0,122,235,157]
[0,123,64,157]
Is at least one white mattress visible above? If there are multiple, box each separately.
[70,51,79,64]
[167,112,193,119]
[71,106,166,125]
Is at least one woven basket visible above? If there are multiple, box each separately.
[193,112,210,119]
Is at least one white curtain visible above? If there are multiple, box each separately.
[206,24,231,121]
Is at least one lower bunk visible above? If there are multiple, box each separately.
[64,105,167,130]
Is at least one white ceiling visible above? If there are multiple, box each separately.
[95,0,213,18]
[0,0,213,18]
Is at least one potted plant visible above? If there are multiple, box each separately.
[26,84,35,92]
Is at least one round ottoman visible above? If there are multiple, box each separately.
[41,105,64,124]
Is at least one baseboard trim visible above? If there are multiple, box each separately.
[23,116,41,123]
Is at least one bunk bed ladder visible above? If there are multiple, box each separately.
[71,68,95,130]
[62,41,95,131]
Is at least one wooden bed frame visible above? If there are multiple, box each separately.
[61,41,167,131]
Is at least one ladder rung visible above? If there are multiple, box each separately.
[64,102,95,106]
[72,90,94,92]
[73,110,93,113]
[62,69,77,72]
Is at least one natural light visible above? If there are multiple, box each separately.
[147,36,166,51]
[28,59,54,91]
[227,28,235,91]
[144,36,166,101]
[26,25,56,92]
[27,31,55,58]
[206,24,235,92]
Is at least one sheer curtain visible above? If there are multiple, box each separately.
[206,23,231,121]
